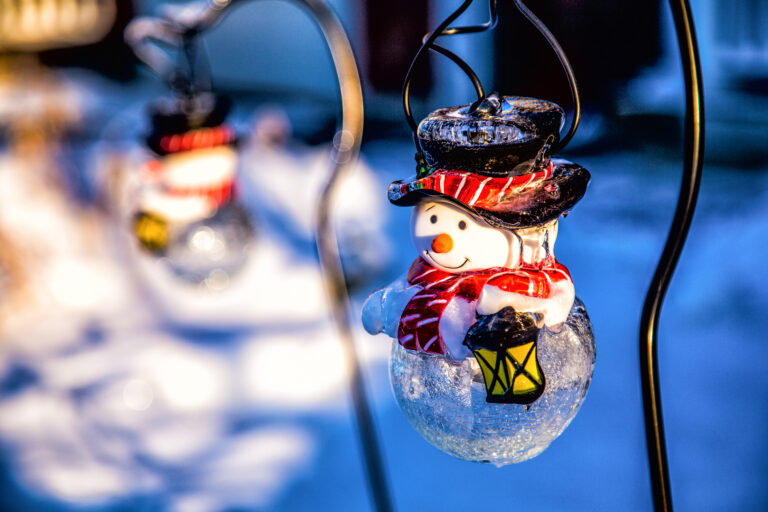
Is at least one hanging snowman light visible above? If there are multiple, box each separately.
[126,15,254,286]
[362,1,595,465]
[134,94,253,284]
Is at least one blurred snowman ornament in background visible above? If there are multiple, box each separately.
[132,93,254,287]
[363,93,595,465]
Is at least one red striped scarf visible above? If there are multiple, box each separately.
[397,256,571,356]
[142,161,237,208]
[167,180,237,209]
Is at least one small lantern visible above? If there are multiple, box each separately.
[465,307,545,404]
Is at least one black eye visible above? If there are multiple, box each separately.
[458,220,467,230]
[430,215,438,224]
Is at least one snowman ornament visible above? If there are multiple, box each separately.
[132,94,254,284]
[363,93,595,465]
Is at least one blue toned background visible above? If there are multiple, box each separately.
[0,0,766,510]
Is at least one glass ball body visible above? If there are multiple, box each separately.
[389,299,594,466]
[163,202,254,286]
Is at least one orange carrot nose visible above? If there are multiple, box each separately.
[431,233,453,253]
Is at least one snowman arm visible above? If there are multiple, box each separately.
[362,288,386,334]
[361,273,420,337]
[477,278,574,327]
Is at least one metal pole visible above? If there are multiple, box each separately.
[126,2,393,509]
[203,2,394,509]
[299,2,395,510]
[640,0,704,510]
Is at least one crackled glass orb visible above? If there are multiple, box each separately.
[363,93,595,465]
[390,300,594,465]
[164,201,253,286]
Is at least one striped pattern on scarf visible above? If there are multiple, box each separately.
[397,256,571,356]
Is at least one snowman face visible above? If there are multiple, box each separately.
[411,200,513,273]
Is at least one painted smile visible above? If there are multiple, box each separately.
[424,251,469,270]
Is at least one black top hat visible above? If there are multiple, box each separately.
[388,93,590,229]
[418,92,563,175]
[146,93,234,155]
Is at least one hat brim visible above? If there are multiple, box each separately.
[388,159,589,229]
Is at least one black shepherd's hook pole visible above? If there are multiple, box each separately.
[640,0,704,510]
[127,2,392,511]
[299,2,395,511]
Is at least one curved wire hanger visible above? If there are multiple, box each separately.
[402,0,580,154]
[125,8,214,98]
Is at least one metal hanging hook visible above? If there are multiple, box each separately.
[402,0,580,155]
[640,1,704,510]
[511,0,580,153]
[124,16,184,86]
[125,4,215,97]
[402,0,497,134]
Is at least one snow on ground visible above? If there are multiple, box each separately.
[0,137,391,511]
